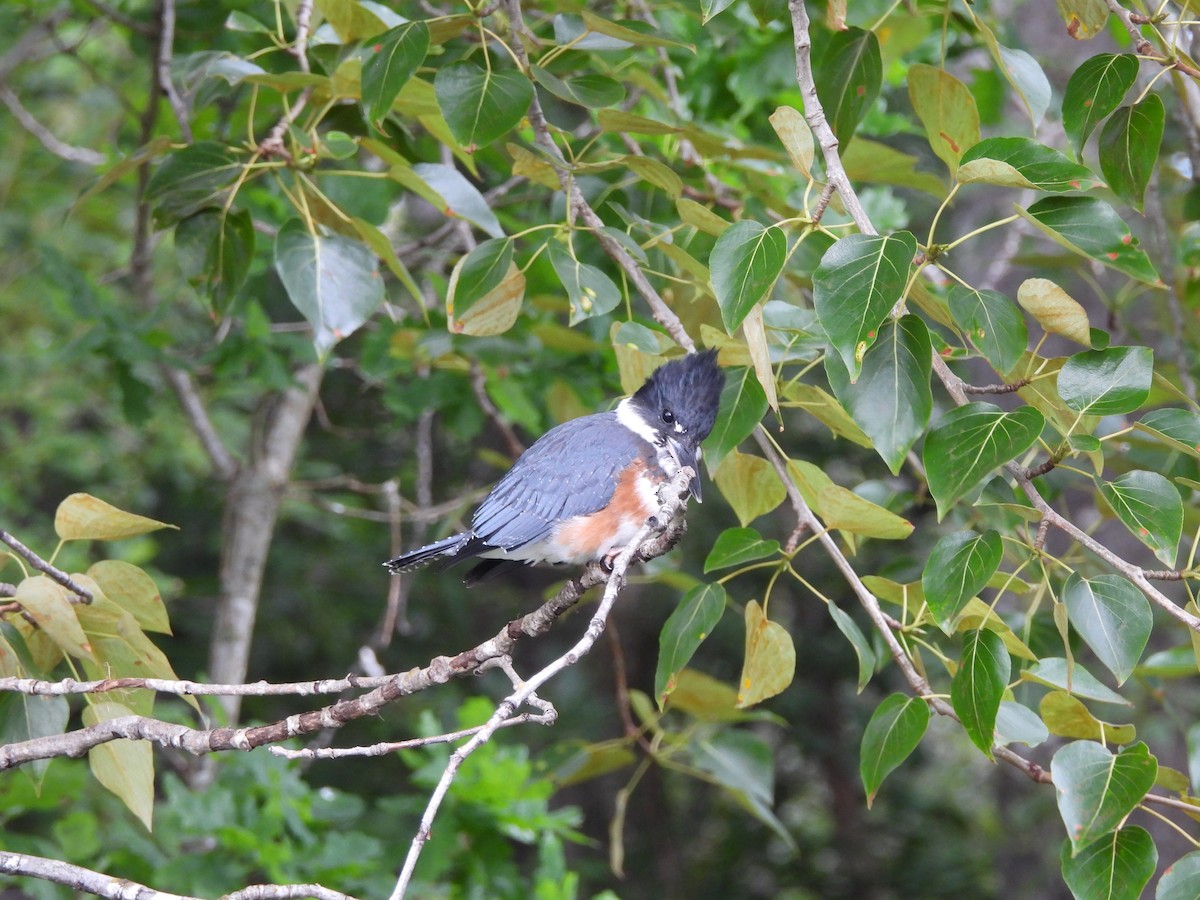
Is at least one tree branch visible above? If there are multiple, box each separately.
[0,529,92,602]
[0,84,106,165]
[160,365,238,481]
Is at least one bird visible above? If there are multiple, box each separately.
[384,350,725,585]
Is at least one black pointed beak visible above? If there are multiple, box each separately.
[669,437,703,502]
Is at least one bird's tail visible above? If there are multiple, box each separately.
[383,533,472,574]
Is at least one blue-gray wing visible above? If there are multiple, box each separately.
[471,412,647,550]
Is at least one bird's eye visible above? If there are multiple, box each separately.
[662,409,675,424]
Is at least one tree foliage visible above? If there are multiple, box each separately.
[3,0,1200,897]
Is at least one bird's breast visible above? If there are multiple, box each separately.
[548,458,664,562]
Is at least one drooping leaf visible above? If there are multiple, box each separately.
[768,105,814,179]
[362,21,429,125]
[958,137,1102,192]
[1040,691,1137,745]
[1135,408,1200,461]
[145,141,246,226]
[676,198,730,236]
[174,207,254,316]
[1021,658,1131,706]
[947,286,1028,376]
[655,584,727,707]
[812,232,917,380]
[709,220,786,333]
[713,451,786,527]
[14,577,92,660]
[1018,196,1162,286]
[860,693,930,807]
[446,238,514,318]
[274,220,384,355]
[1062,573,1152,685]
[686,729,793,848]
[530,66,624,108]
[1062,54,1139,157]
[922,530,1003,633]
[742,304,777,413]
[449,262,525,336]
[950,628,1010,758]
[87,560,171,634]
[812,26,881,150]
[1061,827,1156,900]
[1098,470,1183,567]
[995,42,1052,126]
[841,139,947,198]
[1057,346,1153,416]
[434,61,533,150]
[824,314,931,474]
[83,701,153,829]
[907,64,980,177]
[704,528,781,573]
[546,241,621,324]
[412,162,505,238]
[1052,741,1157,854]
[827,602,876,691]
[815,483,914,540]
[737,600,796,708]
[55,494,177,541]
[781,383,872,447]
[705,367,768,468]
[995,699,1049,748]
[0,690,68,785]
[1017,278,1092,346]
[1098,95,1165,212]
[923,403,1045,520]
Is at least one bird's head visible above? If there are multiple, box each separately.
[629,349,725,499]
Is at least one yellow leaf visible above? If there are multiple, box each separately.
[714,451,786,526]
[87,561,171,635]
[15,576,93,660]
[55,494,177,542]
[1016,277,1091,346]
[83,701,154,830]
[742,304,778,413]
[1039,691,1135,744]
[782,382,872,447]
[817,484,914,540]
[449,262,524,336]
[768,106,814,179]
[737,600,795,707]
[676,198,730,237]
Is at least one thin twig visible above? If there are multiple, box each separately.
[0,530,92,602]
[259,0,314,159]
[961,379,1029,394]
[155,0,192,141]
[471,360,526,458]
[0,85,106,165]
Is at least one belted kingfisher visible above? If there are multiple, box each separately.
[384,350,725,585]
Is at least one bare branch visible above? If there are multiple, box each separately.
[961,379,1030,395]
[155,0,192,141]
[471,360,526,458]
[259,0,315,159]
[1105,0,1154,54]
[0,85,106,165]
[160,365,238,481]
[0,530,92,602]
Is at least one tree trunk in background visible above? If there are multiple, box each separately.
[208,363,323,724]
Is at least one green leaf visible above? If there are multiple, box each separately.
[737,600,796,708]
[1159,851,1200,900]
[815,483,914,540]
[996,43,1052,126]
[577,10,693,51]
[1040,691,1137,745]
[83,701,153,829]
[546,241,621,325]
[145,141,246,227]
[446,238,514,318]
[995,700,1049,748]
[1057,346,1153,416]
[362,21,430,125]
[841,139,947,198]
[87,560,170,635]
[55,493,177,541]
[676,198,730,236]
[434,62,532,150]
[14,577,91,660]
[626,156,684,199]
[1052,741,1157,854]
[824,314,931,474]
[768,106,814,179]
[713,451,786,527]
[947,286,1028,375]
[922,530,1003,633]
[1136,408,1200,460]
[1018,196,1162,286]
[531,66,625,108]
[1063,54,1139,157]
[705,367,768,468]
[274,220,385,355]
[1098,470,1183,567]
[709,221,786,333]
[704,528,781,573]
[780,383,872,447]
[687,729,794,849]
[0,691,68,785]
[813,27,881,150]
[812,232,917,380]
[449,262,525,336]
[923,402,1045,520]
[700,0,738,23]
[958,137,1102,192]
[1063,574,1152,685]
[1099,95,1165,212]
[1017,278,1092,346]
[827,602,876,691]
[655,584,727,707]
[1022,658,1131,706]
[1061,827,1156,900]
[412,162,505,238]
[859,693,930,807]
[174,207,254,316]
[907,64,980,177]
[951,628,1010,759]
